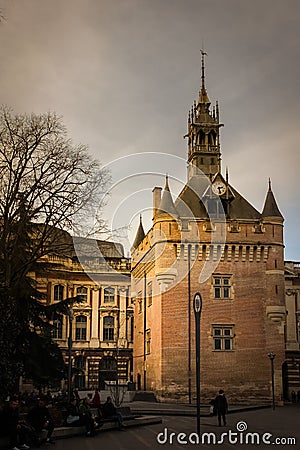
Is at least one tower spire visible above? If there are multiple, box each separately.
[186,51,224,180]
[131,214,146,250]
[262,179,283,219]
[201,49,207,92]
[156,175,178,218]
[198,49,210,107]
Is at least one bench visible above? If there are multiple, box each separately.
[117,406,135,420]
[96,406,135,428]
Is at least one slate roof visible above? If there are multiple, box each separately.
[175,174,262,220]
[156,176,178,218]
[131,216,146,250]
[262,184,283,218]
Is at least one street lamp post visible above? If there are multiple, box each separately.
[193,292,202,438]
[268,352,276,410]
[67,307,74,403]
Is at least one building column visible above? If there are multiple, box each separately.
[118,287,128,345]
[90,287,100,347]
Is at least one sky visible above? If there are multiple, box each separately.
[0,0,299,259]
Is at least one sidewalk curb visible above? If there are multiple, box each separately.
[130,405,271,417]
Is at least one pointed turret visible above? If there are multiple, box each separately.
[131,214,146,250]
[186,50,224,180]
[157,175,178,218]
[262,179,283,219]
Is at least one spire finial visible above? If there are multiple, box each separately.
[200,48,207,92]
[163,173,171,192]
[268,177,272,191]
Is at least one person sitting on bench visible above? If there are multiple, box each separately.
[27,397,55,444]
[101,397,124,430]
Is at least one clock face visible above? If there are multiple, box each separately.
[212,181,227,196]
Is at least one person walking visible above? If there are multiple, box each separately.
[215,389,228,427]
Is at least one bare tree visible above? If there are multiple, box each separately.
[0,106,109,399]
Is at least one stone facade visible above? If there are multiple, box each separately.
[131,54,286,403]
[284,261,300,399]
[26,234,133,390]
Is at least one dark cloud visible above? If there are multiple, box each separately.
[0,0,299,258]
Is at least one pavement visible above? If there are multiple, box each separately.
[124,400,271,417]
[0,400,280,448]
[38,404,300,449]
[50,400,273,441]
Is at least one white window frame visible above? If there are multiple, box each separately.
[75,315,87,341]
[104,286,115,303]
[103,316,115,341]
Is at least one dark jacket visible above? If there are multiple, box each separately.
[67,403,80,417]
[27,405,52,431]
[102,401,116,418]
[3,405,20,433]
[215,394,228,413]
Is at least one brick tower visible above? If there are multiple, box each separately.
[131,52,285,403]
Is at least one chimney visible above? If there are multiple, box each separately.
[152,187,162,220]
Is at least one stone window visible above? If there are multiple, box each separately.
[213,275,231,299]
[75,315,87,341]
[53,284,64,301]
[103,316,115,341]
[213,325,234,351]
[104,286,115,303]
[76,286,88,303]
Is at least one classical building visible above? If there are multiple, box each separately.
[284,261,300,399]
[131,53,286,403]
[29,232,133,390]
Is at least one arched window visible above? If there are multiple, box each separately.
[103,316,115,341]
[54,284,64,301]
[52,314,63,339]
[104,287,115,303]
[75,315,87,341]
[77,286,88,302]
